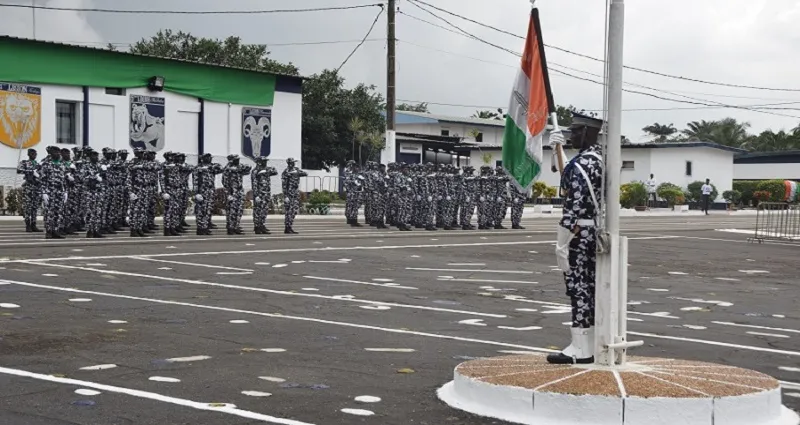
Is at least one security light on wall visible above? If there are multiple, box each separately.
[148,76,165,92]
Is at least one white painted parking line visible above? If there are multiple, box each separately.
[0,366,314,425]
[303,276,417,290]
[0,279,554,354]
[2,240,558,263]
[438,278,539,285]
[131,257,254,272]
[711,321,800,334]
[16,264,507,319]
[628,331,800,357]
[406,267,533,275]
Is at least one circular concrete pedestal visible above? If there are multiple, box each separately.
[438,355,799,425]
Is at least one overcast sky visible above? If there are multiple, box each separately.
[3,0,800,141]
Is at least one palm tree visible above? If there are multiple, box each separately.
[472,109,503,120]
[742,130,800,152]
[348,117,365,164]
[682,120,717,141]
[642,122,677,143]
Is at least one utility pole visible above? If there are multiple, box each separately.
[382,0,397,164]
[32,0,37,40]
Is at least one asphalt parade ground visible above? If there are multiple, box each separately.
[0,213,798,424]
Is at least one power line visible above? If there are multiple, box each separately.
[397,39,514,68]
[0,2,384,14]
[401,2,800,119]
[406,0,800,93]
[396,99,800,113]
[337,6,385,72]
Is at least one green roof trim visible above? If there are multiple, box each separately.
[0,36,277,106]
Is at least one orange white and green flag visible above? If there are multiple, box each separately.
[502,8,555,190]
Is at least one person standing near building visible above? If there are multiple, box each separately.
[645,173,657,209]
[117,150,130,228]
[282,157,307,234]
[251,156,278,234]
[548,113,604,365]
[701,178,713,215]
[59,148,77,236]
[39,146,67,239]
[222,154,250,235]
[344,161,362,227]
[143,150,160,233]
[509,182,528,230]
[160,152,182,237]
[477,165,494,230]
[82,149,105,238]
[460,165,478,230]
[71,147,86,233]
[17,148,43,233]
[493,166,510,229]
[191,153,215,235]
[127,148,149,237]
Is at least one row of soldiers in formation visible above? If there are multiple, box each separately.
[343,160,529,231]
[16,146,308,239]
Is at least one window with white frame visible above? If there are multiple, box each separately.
[56,100,79,145]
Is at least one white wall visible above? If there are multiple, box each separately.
[397,122,504,144]
[1,83,302,196]
[734,163,800,181]
[468,145,734,201]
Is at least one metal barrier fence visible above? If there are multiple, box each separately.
[749,202,800,243]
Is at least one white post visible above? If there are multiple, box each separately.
[594,0,625,366]
[381,129,397,165]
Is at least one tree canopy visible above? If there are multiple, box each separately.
[640,117,800,151]
[120,30,385,169]
[472,109,504,120]
[555,105,598,127]
[396,102,429,113]
[642,122,677,143]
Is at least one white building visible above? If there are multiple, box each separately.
[0,36,302,195]
[394,111,740,200]
[734,151,800,181]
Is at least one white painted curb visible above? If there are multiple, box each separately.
[438,369,800,425]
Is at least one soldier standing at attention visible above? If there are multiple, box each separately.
[509,181,528,230]
[143,150,160,233]
[17,148,43,233]
[493,166,510,229]
[39,146,66,239]
[344,160,363,227]
[477,166,493,229]
[116,150,131,228]
[59,148,77,236]
[71,147,87,233]
[192,153,215,235]
[281,157,307,234]
[176,152,192,231]
[222,154,250,235]
[127,148,149,237]
[82,149,105,238]
[460,166,478,230]
[251,156,278,234]
[548,113,604,365]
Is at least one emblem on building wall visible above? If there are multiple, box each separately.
[0,83,41,149]
[129,94,165,152]
[241,107,272,160]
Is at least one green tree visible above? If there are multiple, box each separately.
[555,105,597,127]
[396,102,429,113]
[472,109,503,120]
[126,30,299,75]
[743,130,800,152]
[642,122,677,143]
[682,118,750,148]
[301,70,385,170]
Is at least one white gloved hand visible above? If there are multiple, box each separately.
[416,196,422,201]
[162,193,170,201]
[33,171,40,178]
[42,194,49,204]
[284,197,290,203]
[70,163,76,170]
[555,226,575,271]
[227,195,234,202]
[549,131,565,146]
[130,193,138,201]
[255,197,262,203]
[195,194,204,202]
[63,193,68,203]
[465,197,471,202]
[437,196,443,200]
[497,197,503,202]
[427,196,432,202]
[101,165,108,171]
[258,170,267,175]
[446,196,452,201]
[480,196,486,202]
[96,175,103,182]
[67,175,75,182]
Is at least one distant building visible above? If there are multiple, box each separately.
[394,111,741,199]
[734,151,800,181]
[0,36,303,194]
